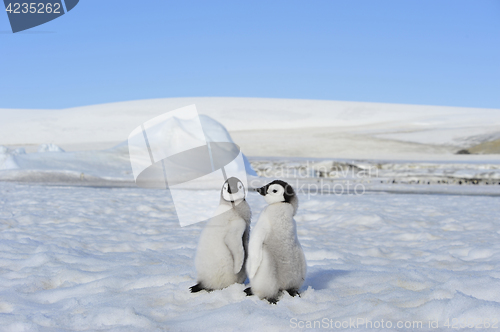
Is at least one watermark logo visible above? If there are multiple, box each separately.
[4,0,79,33]
[249,160,379,199]
[128,105,249,227]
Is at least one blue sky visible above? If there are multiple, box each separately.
[1,0,499,109]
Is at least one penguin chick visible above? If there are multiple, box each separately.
[246,180,306,304]
[190,177,251,293]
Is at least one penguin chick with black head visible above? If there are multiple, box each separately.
[245,180,306,304]
[190,177,251,293]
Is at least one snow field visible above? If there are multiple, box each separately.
[2,97,500,159]
[1,183,500,331]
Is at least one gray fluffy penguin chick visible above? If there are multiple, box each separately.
[190,177,251,293]
[245,180,306,304]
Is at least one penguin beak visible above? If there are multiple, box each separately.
[257,186,266,196]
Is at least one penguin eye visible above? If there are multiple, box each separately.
[272,189,277,193]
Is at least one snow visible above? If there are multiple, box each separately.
[1,97,500,331]
[0,113,256,187]
[1,97,500,159]
[1,182,500,331]
[37,144,65,153]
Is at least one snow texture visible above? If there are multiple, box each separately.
[1,183,499,331]
[1,98,500,331]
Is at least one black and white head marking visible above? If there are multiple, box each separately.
[257,180,295,205]
[222,177,246,203]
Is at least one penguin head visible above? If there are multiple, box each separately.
[221,177,246,203]
[257,180,295,205]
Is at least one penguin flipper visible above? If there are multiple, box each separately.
[224,218,247,274]
[247,220,269,279]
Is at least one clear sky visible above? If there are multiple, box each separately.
[1,0,499,109]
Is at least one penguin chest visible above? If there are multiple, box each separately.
[262,218,305,286]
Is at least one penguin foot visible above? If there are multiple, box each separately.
[190,283,212,293]
[286,289,300,297]
[244,287,253,296]
[267,297,279,305]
